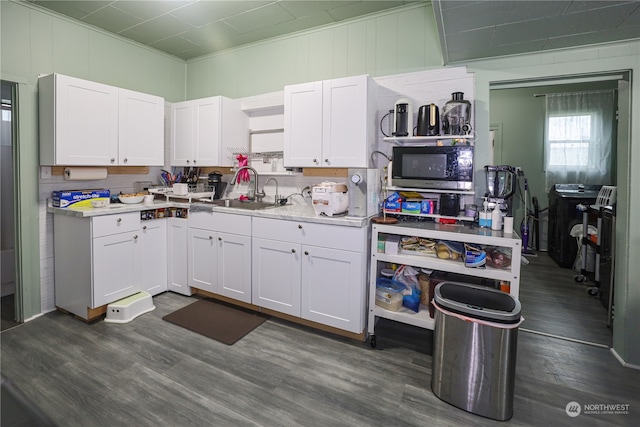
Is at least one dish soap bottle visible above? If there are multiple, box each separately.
[491,203,502,230]
[479,197,492,228]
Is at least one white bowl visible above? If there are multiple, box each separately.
[119,195,144,204]
[91,199,109,208]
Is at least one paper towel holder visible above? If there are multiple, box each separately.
[63,167,108,181]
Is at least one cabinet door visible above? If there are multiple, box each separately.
[283,81,323,167]
[140,219,167,296]
[217,232,251,303]
[252,237,301,316]
[167,218,190,295]
[301,246,364,333]
[92,231,142,307]
[188,228,217,292]
[193,97,221,166]
[55,74,119,165]
[322,75,369,167]
[119,88,164,166]
[170,101,194,166]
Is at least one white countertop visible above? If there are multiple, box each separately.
[47,200,370,228]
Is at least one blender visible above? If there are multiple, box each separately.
[485,165,516,215]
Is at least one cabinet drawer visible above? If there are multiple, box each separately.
[253,217,364,252]
[189,211,251,235]
[92,212,140,238]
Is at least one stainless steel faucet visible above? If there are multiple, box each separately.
[264,177,280,205]
[229,166,265,202]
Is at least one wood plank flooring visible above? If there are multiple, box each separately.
[2,278,639,427]
[518,252,612,346]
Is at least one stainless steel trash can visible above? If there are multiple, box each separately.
[431,282,522,421]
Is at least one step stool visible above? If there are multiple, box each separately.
[104,291,155,324]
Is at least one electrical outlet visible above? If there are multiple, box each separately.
[40,166,52,179]
[514,166,523,176]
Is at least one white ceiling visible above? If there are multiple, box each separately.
[25,0,420,60]
[432,0,640,63]
[26,0,640,62]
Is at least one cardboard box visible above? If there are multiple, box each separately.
[402,201,421,214]
[421,200,437,214]
[385,235,400,254]
[52,189,110,208]
[384,200,402,212]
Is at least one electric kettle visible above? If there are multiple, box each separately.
[416,104,440,136]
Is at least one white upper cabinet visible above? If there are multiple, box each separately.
[118,88,164,166]
[170,96,248,167]
[38,74,164,166]
[283,81,323,167]
[284,75,378,168]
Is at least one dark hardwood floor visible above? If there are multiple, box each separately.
[518,252,612,347]
[1,255,637,427]
[1,294,18,332]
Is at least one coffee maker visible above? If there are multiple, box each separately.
[485,165,516,215]
[207,172,227,199]
[392,99,413,137]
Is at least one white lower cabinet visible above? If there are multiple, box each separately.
[140,218,168,296]
[252,238,302,316]
[53,212,143,320]
[187,212,252,303]
[252,217,368,334]
[167,218,190,296]
[301,246,363,331]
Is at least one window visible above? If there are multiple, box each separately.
[544,90,615,191]
[547,114,592,167]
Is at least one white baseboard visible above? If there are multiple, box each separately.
[611,347,640,370]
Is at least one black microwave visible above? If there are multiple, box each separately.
[391,145,473,190]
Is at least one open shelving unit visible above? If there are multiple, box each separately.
[368,221,521,345]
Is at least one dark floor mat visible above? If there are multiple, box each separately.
[163,299,269,345]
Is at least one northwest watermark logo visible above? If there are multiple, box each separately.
[565,401,581,417]
[565,401,630,417]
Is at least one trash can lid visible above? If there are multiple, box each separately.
[434,282,521,324]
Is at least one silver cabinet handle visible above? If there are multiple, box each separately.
[209,235,213,240]
[304,251,309,255]
[193,160,197,164]
[133,235,138,240]
[186,160,190,164]
[116,218,122,223]
[142,225,147,230]
[291,249,296,253]
[312,158,317,164]
[218,237,222,241]
[298,224,302,229]
[123,158,128,163]
[324,159,328,163]
[110,158,115,163]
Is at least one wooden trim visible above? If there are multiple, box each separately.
[52,166,150,175]
[303,168,348,177]
[193,289,366,342]
[55,304,107,322]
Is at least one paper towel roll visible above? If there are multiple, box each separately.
[64,167,108,181]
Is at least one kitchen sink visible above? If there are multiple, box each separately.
[203,199,278,210]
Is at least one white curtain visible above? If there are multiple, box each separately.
[544,90,615,191]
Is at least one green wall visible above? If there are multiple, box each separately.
[490,81,618,240]
[0,0,185,320]
[185,3,441,99]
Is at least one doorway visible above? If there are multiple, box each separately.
[1,81,19,331]
[489,74,625,348]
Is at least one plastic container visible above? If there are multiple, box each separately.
[375,278,404,311]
